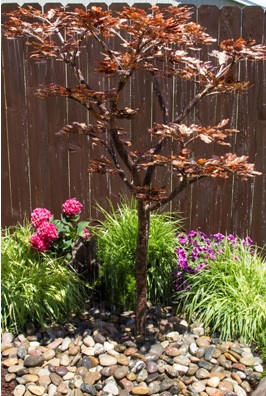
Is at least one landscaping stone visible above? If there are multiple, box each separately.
[1,304,265,396]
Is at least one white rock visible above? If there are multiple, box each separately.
[81,345,95,356]
[1,333,14,351]
[233,384,247,396]
[99,354,117,366]
[60,353,71,366]
[60,337,72,351]
[207,376,220,388]
[189,342,198,355]
[14,384,26,396]
[254,363,264,373]
[47,358,60,367]
[94,343,105,355]
[27,385,46,395]
[166,331,180,341]
[38,368,51,376]
[180,319,189,327]
[63,371,75,380]
[74,378,83,388]
[48,383,57,396]
[190,381,206,393]
[104,341,115,351]
[17,334,27,342]
[173,363,189,373]
[173,356,190,366]
[160,340,169,348]
[192,326,205,336]
[242,351,253,358]
[107,349,119,357]
[29,341,41,348]
[83,335,95,347]
[103,381,119,395]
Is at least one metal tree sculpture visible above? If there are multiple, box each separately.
[3,5,265,334]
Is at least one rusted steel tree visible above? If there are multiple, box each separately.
[3,5,265,334]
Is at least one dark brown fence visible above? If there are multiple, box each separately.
[1,3,266,247]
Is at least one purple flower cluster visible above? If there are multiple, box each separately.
[174,230,253,291]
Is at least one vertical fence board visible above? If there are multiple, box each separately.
[1,46,12,226]
[64,4,91,218]
[2,4,32,223]
[231,6,264,240]
[188,5,220,235]
[211,6,241,234]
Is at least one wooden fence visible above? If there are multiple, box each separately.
[1,3,266,247]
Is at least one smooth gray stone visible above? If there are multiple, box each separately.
[24,355,44,367]
[251,377,266,396]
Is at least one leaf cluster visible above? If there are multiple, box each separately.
[52,213,90,260]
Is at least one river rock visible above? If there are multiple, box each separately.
[27,385,46,395]
[14,384,26,396]
[114,365,129,379]
[1,304,265,396]
[24,355,44,367]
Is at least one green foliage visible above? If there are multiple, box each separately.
[1,223,88,332]
[176,239,266,344]
[52,215,90,260]
[93,199,182,310]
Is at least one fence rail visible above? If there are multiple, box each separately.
[1,3,266,246]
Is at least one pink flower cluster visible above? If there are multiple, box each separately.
[29,234,50,252]
[29,198,89,253]
[62,198,83,217]
[31,208,52,228]
[30,208,58,252]
[82,228,90,240]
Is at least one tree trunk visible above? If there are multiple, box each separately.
[135,200,150,335]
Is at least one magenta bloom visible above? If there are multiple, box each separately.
[30,234,50,251]
[36,221,59,243]
[62,198,83,217]
[31,208,52,228]
[176,247,188,269]
[82,228,90,240]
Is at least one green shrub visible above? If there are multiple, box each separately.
[1,223,88,332]
[93,198,182,310]
[175,238,266,344]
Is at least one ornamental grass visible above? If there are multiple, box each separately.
[175,235,266,344]
[92,198,182,310]
[1,223,88,332]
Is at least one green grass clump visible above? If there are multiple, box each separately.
[93,198,182,310]
[1,223,87,332]
[176,240,266,344]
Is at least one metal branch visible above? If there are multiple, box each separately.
[34,14,65,44]
[107,115,135,173]
[151,71,169,124]
[147,175,205,212]
[91,29,122,70]
[107,139,136,192]
[174,84,213,123]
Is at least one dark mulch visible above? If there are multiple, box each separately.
[1,367,16,396]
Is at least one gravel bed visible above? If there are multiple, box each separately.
[1,304,265,396]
